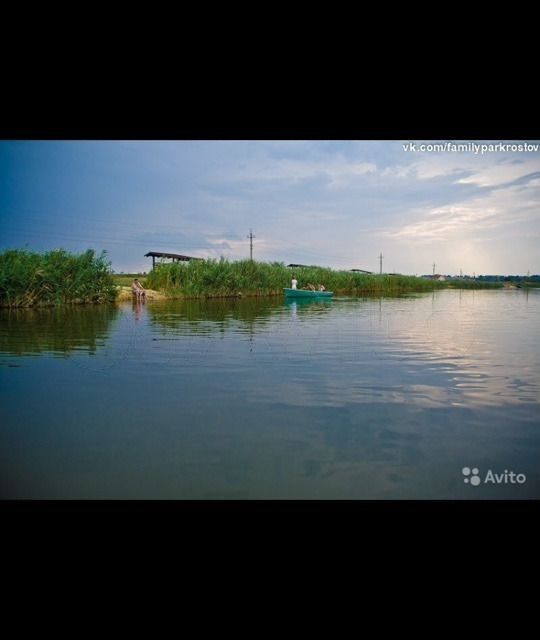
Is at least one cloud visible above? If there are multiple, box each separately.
[212,154,377,190]
[196,143,540,271]
[2,140,539,274]
[385,178,540,243]
[381,143,540,188]
[456,162,540,187]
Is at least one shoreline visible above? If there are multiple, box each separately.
[5,285,521,308]
[0,284,528,308]
[115,284,510,303]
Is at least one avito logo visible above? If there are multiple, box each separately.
[462,467,527,486]
[462,467,481,486]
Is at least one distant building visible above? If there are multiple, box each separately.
[350,268,373,274]
[421,274,447,281]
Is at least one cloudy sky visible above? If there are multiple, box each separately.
[1,140,539,275]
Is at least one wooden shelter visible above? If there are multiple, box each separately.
[144,252,204,268]
[287,263,317,268]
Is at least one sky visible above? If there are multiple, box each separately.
[1,140,539,275]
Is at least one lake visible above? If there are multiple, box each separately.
[1,289,539,499]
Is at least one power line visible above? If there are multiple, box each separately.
[2,210,355,263]
[247,229,255,261]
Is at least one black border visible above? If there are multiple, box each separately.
[3,81,540,141]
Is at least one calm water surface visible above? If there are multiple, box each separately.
[1,289,539,499]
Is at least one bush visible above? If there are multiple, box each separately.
[0,249,118,307]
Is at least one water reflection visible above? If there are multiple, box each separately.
[0,305,119,358]
[147,296,283,333]
[3,292,535,411]
[132,297,146,322]
[285,298,333,310]
[0,290,538,499]
[220,290,540,411]
[377,290,539,407]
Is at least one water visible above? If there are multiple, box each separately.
[1,289,539,499]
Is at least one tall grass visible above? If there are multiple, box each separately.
[446,279,503,289]
[145,259,447,297]
[0,249,118,307]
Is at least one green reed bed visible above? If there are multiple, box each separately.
[144,259,447,298]
[446,280,504,289]
[0,249,118,307]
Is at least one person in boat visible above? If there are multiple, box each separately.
[306,283,316,291]
[291,276,298,290]
[132,278,146,300]
[318,284,326,291]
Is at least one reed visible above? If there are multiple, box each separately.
[144,259,447,297]
[0,249,118,307]
[446,279,504,289]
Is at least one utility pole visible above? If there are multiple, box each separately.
[247,229,255,261]
[378,252,383,275]
[433,262,436,276]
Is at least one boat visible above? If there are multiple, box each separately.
[283,287,334,298]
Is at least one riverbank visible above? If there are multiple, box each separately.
[116,286,168,302]
[117,271,506,301]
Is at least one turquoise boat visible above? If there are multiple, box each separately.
[283,287,333,298]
